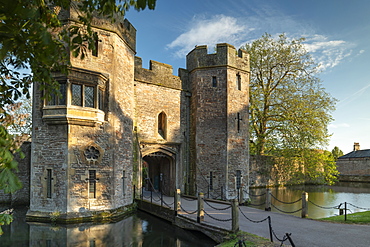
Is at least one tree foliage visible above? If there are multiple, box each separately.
[244,33,336,156]
[244,33,337,184]
[0,0,156,234]
[331,146,344,160]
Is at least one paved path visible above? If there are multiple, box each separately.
[141,191,370,247]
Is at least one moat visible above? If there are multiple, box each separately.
[0,208,216,247]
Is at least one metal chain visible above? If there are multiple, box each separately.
[244,189,266,197]
[238,207,269,223]
[271,203,302,214]
[182,196,197,202]
[270,194,302,204]
[204,200,232,210]
[180,205,197,215]
[271,229,288,243]
[204,210,232,222]
[308,200,341,209]
[347,202,370,211]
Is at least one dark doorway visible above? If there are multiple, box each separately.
[143,152,175,196]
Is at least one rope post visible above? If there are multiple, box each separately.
[141,185,143,200]
[301,192,308,218]
[268,216,273,242]
[231,199,239,233]
[265,188,271,211]
[197,192,204,223]
[174,189,181,216]
[239,187,243,205]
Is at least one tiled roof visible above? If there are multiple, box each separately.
[338,149,370,159]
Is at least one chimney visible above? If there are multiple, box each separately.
[354,142,360,151]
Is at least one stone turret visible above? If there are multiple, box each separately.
[182,43,250,200]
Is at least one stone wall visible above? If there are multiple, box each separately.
[184,44,250,199]
[0,142,31,205]
[336,158,370,176]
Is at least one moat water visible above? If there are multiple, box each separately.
[249,181,370,219]
[0,208,216,247]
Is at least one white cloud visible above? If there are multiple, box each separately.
[303,34,352,70]
[329,123,350,129]
[167,15,251,58]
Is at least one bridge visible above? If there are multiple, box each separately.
[135,188,370,247]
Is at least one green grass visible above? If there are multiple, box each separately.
[319,211,370,224]
[217,231,280,247]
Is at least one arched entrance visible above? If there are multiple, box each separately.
[142,151,175,196]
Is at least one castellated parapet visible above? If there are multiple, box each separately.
[58,6,136,52]
[186,43,249,73]
[134,57,182,90]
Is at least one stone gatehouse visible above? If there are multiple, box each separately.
[25,7,250,222]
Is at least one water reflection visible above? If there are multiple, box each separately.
[0,208,216,247]
[250,182,370,219]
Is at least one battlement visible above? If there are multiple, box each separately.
[134,57,182,89]
[59,6,136,52]
[186,43,249,72]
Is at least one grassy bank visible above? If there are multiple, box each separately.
[217,231,281,247]
[319,210,370,224]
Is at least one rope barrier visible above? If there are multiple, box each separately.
[180,205,197,215]
[308,200,341,209]
[244,189,266,197]
[271,203,302,214]
[204,210,232,222]
[270,193,302,204]
[347,202,370,211]
[238,207,269,223]
[204,200,232,210]
[182,196,197,202]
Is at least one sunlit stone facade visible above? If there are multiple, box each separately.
[26,8,250,222]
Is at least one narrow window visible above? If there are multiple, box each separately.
[84,85,95,108]
[47,83,66,106]
[236,170,242,189]
[236,113,242,133]
[158,112,167,139]
[89,170,96,198]
[122,170,126,196]
[212,76,217,87]
[209,171,213,190]
[92,33,99,57]
[98,88,104,110]
[46,169,52,198]
[236,73,241,90]
[71,84,82,106]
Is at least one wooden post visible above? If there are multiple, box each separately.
[239,187,243,205]
[197,192,204,223]
[174,189,181,216]
[301,192,308,218]
[265,188,271,211]
[232,199,239,232]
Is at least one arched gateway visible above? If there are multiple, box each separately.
[141,147,176,196]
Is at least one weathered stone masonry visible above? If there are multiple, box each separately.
[23,7,250,222]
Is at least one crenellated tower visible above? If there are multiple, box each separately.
[183,43,250,199]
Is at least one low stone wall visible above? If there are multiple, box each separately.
[339,175,370,183]
[136,199,229,243]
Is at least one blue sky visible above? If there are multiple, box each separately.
[126,0,370,154]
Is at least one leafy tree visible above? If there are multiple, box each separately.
[244,33,337,184]
[244,33,336,155]
[331,146,344,160]
[0,0,156,235]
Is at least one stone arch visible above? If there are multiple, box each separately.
[142,146,177,196]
